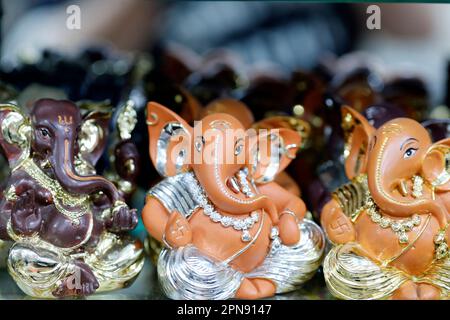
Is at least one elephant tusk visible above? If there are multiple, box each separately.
[398,180,409,197]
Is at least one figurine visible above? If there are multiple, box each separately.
[142,102,324,300]
[0,82,19,268]
[321,106,450,300]
[76,99,140,204]
[144,98,310,262]
[0,99,144,298]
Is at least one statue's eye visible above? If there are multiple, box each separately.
[234,143,243,156]
[194,136,205,152]
[234,138,244,156]
[403,147,417,159]
[39,128,50,138]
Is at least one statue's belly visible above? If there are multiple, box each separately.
[190,210,272,273]
[355,212,439,275]
[40,206,93,249]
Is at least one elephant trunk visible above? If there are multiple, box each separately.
[367,136,447,228]
[52,137,120,204]
[194,161,278,223]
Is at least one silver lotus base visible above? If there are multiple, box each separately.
[0,256,334,300]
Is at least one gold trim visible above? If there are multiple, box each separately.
[7,212,94,252]
[117,100,137,140]
[0,103,32,168]
[4,185,17,202]
[146,112,158,126]
[332,174,368,223]
[382,214,432,266]
[433,171,450,187]
[6,217,39,242]
[15,158,89,223]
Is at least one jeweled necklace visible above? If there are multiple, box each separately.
[366,197,421,244]
[237,168,255,198]
[360,175,422,244]
[185,170,260,242]
[15,157,89,224]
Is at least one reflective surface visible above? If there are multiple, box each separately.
[0,181,334,300]
[0,258,334,300]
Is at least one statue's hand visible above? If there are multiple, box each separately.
[321,199,355,244]
[11,190,42,236]
[106,206,138,232]
[164,211,192,248]
[278,212,301,246]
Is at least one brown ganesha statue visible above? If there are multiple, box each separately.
[142,102,325,300]
[0,99,144,298]
[321,106,450,300]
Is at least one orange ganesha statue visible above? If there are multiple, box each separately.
[321,106,450,300]
[142,102,325,300]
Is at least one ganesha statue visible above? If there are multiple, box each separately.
[77,99,141,203]
[0,99,144,298]
[142,102,324,300]
[321,106,450,300]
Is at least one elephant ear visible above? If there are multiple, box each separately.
[422,137,450,192]
[201,98,254,129]
[341,106,375,180]
[178,87,202,124]
[78,109,111,166]
[0,103,32,167]
[253,115,310,149]
[249,127,301,184]
[146,101,193,177]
